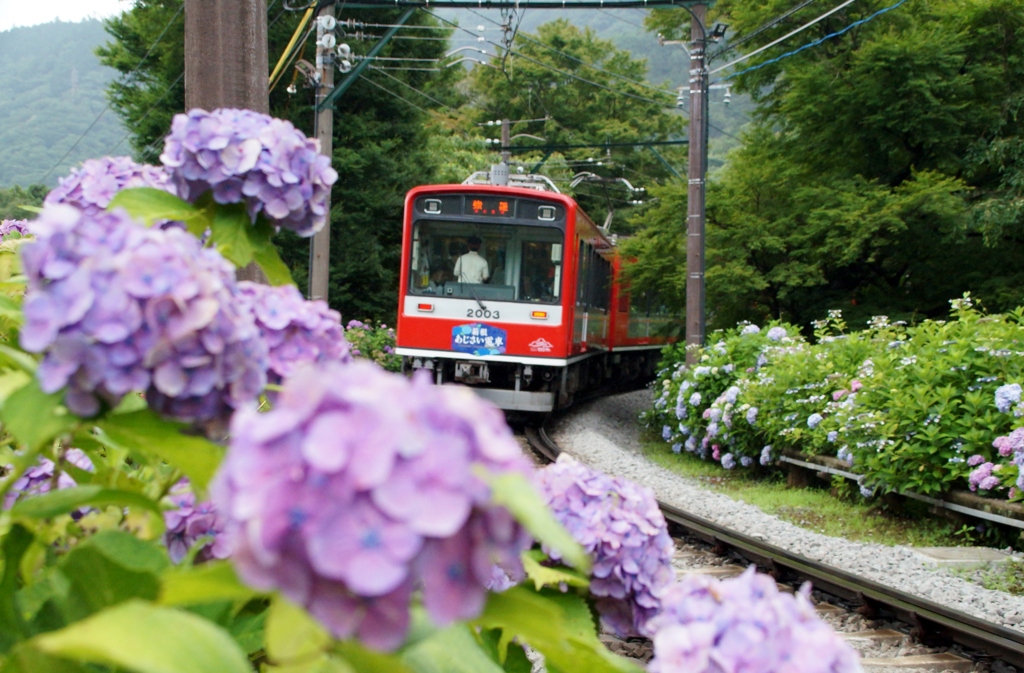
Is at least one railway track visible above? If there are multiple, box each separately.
[521,421,1024,672]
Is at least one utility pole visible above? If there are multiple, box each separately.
[501,118,511,165]
[685,4,708,365]
[309,3,336,302]
[184,0,270,283]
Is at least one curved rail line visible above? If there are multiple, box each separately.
[524,423,1024,668]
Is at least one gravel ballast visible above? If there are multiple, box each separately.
[549,389,1024,632]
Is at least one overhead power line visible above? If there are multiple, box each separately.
[717,0,909,81]
[709,0,820,60]
[710,0,858,75]
[358,75,435,114]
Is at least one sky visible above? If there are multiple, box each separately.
[0,0,130,32]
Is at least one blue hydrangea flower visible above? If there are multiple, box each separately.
[827,430,839,443]
[766,326,787,341]
[160,108,338,237]
[745,407,758,425]
[759,445,773,466]
[807,413,824,429]
[740,456,753,467]
[996,384,1022,414]
[721,453,736,470]
[662,425,673,441]
[740,324,760,335]
[689,392,701,406]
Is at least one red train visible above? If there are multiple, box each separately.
[395,176,675,412]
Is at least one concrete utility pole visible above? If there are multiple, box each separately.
[309,3,337,302]
[685,4,708,365]
[184,0,270,283]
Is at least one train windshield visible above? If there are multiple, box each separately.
[408,220,563,304]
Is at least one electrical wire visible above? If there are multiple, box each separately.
[358,75,435,114]
[717,0,908,81]
[710,0,858,75]
[41,4,185,183]
[369,67,460,111]
[368,65,441,71]
[427,10,672,108]
[709,0,820,60]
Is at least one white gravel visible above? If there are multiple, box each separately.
[549,389,1024,632]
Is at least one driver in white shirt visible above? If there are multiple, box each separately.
[453,236,490,284]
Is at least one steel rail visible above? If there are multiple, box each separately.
[524,423,1024,668]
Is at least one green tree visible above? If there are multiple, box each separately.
[468,19,685,223]
[632,0,1024,328]
[0,184,46,220]
[98,1,471,322]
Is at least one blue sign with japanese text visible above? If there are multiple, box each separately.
[452,323,507,356]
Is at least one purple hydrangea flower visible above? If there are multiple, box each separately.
[807,413,824,429]
[996,384,1022,414]
[163,479,230,563]
[740,324,760,335]
[213,362,532,651]
[236,282,351,384]
[740,455,753,467]
[647,567,860,673]
[160,108,338,236]
[969,462,995,491]
[662,425,673,441]
[745,407,758,426]
[689,392,701,407]
[19,204,267,421]
[3,449,94,510]
[45,156,176,215]
[827,430,839,443]
[721,453,736,470]
[766,326,787,342]
[967,454,986,467]
[759,446,773,466]
[978,475,1001,491]
[723,386,740,405]
[994,428,1024,457]
[671,443,682,454]
[0,219,29,238]
[534,455,675,638]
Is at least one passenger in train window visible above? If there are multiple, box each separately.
[426,268,451,293]
[454,236,490,284]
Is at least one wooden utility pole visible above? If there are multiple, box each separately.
[685,4,708,365]
[184,0,270,283]
[309,3,336,302]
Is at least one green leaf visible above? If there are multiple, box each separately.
[0,295,23,324]
[17,206,42,215]
[31,599,252,673]
[0,370,31,405]
[482,471,590,573]
[0,525,34,651]
[264,655,353,673]
[160,562,259,606]
[108,188,204,229]
[402,624,506,673]
[265,595,331,664]
[0,379,74,451]
[0,343,36,374]
[474,586,640,673]
[210,202,255,268]
[0,643,92,673]
[94,409,224,491]
[335,641,416,673]
[57,532,166,621]
[521,549,589,591]
[9,485,162,520]
[250,219,295,286]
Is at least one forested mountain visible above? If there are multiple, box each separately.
[0,19,127,188]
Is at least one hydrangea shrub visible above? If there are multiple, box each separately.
[647,298,1024,500]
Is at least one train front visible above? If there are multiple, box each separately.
[395,185,574,412]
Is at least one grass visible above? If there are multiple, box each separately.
[952,561,1024,596]
[639,433,970,549]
